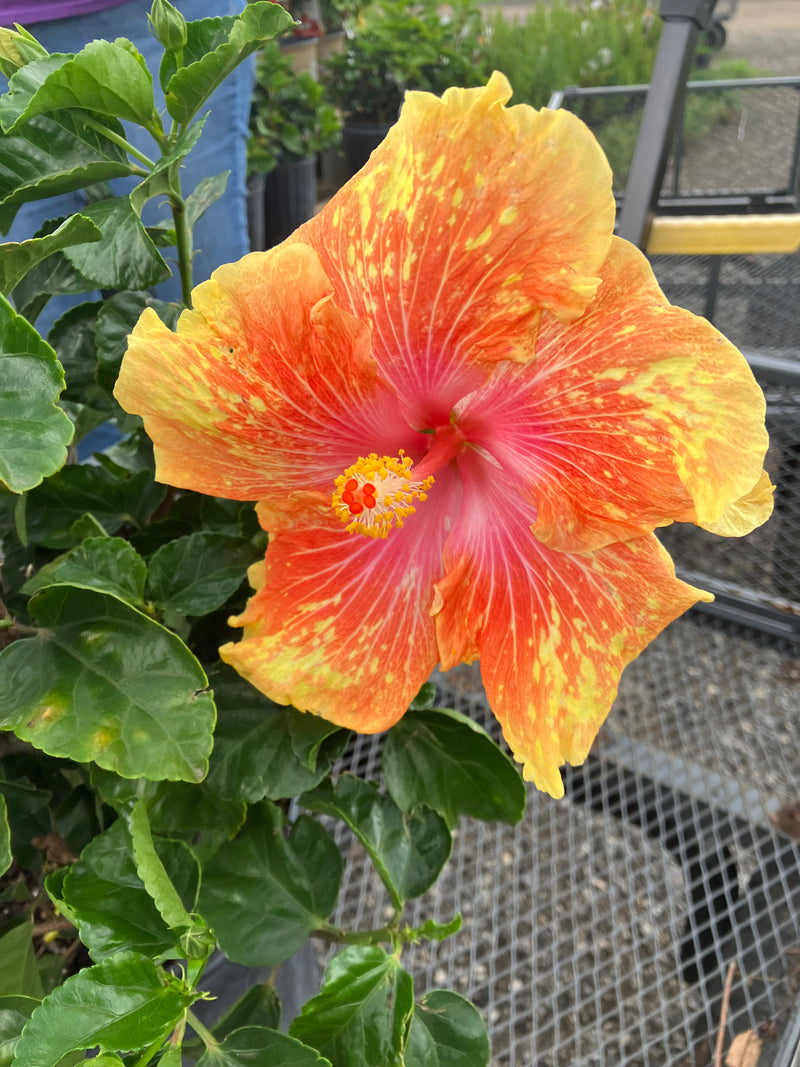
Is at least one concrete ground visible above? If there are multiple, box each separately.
[723,0,800,75]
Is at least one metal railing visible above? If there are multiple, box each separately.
[548,76,800,217]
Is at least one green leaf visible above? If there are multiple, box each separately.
[301,776,451,909]
[10,233,92,325]
[59,399,112,446]
[12,951,186,1067]
[0,920,43,998]
[0,995,38,1067]
[163,3,295,124]
[147,532,260,616]
[0,54,68,130]
[0,111,134,235]
[207,667,349,803]
[69,511,108,541]
[128,799,192,932]
[289,946,414,1067]
[0,585,215,782]
[61,819,198,962]
[409,682,437,711]
[0,797,10,878]
[0,294,73,493]
[383,707,525,829]
[405,990,490,1067]
[413,916,462,943]
[88,769,246,864]
[0,213,101,294]
[129,120,205,217]
[196,1027,332,1067]
[0,778,51,869]
[95,290,180,394]
[185,170,229,227]
[62,196,170,290]
[22,536,148,605]
[34,956,69,1000]
[44,299,101,400]
[24,464,165,548]
[146,782,246,864]
[43,867,78,927]
[199,802,341,967]
[213,984,281,1040]
[0,41,155,131]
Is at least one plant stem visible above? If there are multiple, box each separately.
[130,1034,167,1067]
[80,115,158,169]
[144,111,170,154]
[186,1010,219,1053]
[171,193,193,307]
[0,597,38,638]
[0,621,39,638]
[170,1014,187,1047]
[313,922,400,946]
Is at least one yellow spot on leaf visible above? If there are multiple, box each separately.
[27,698,66,730]
[91,728,115,751]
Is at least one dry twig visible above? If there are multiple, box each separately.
[714,962,738,1067]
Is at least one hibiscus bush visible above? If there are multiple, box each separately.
[0,0,773,1064]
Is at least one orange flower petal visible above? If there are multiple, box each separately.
[293,71,614,424]
[699,467,774,536]
[435,509,710,797]
[220,465,463,730]
[115,244,417,514]
[461,237,770,553]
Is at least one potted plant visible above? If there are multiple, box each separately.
[322,0,486,174]
[247,41,341,249]
[274,0,324,75]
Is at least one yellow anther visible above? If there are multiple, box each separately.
[332,451,434,539]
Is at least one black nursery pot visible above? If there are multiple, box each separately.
[247,155,317,251]
[342,121,393,177]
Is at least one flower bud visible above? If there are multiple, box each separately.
[0,25,47,77]
[148,0,188,52]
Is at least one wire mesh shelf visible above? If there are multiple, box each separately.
[328,614,799,1066]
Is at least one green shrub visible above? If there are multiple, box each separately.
[322,0,486,123]
[483,0,661,110]
[248,40,341,174]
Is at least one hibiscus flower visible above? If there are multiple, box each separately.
[114,73,772,797]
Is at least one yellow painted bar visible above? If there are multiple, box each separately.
[645,214,800,255]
